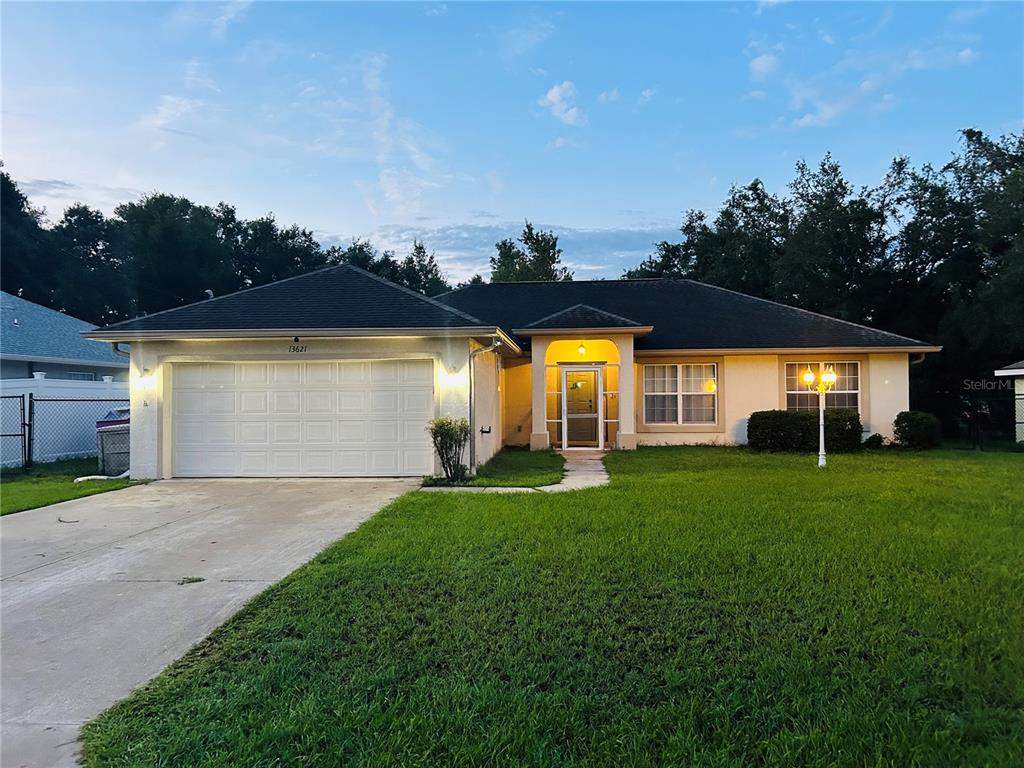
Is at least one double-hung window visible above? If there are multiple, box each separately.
[784,361,860,411]
[643,363,718,425]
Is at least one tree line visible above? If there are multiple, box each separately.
[625,129,1023,438]
[2,128,1020,435]
[0,175,456,325]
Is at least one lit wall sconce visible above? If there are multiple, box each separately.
[577,342,586,355]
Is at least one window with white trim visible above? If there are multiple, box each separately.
[643,363,717,424]
[66,371,96,381]
[785,361,860,411]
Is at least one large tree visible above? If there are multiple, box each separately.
[490,221,573,282]
[111,194,238,316]
[1,168,52,305]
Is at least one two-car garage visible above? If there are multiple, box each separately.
[171,359,435,477]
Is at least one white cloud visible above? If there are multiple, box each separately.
[548,136,578,150]
[749,53,781,81]
[499,18,555,59]
[211,0,250,37]
[744,89,768,100]
[786,40,981,129]
[598,88,620,103]
[538,81,586,126]
[424,3,448,17]
[872,93,899,112]
[140,95,203,129]
[755,0,789,15]
[184,58,219,92]
[957,47,978,64]
[793,100,846,128]
[638,88,657,105]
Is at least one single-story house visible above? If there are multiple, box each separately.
[83,264,940,479]
[1,291,129,381]
[994,359,1024,443]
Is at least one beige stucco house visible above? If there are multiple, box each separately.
[84,264,939,480]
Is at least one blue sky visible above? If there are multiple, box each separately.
[2,1,1021,281]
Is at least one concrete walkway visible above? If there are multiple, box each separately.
[1,478,416,768]
[421,450,609,494]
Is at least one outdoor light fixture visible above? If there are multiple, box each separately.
[804,364,837,468]
[578,342,586,355]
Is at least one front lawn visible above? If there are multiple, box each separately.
[467,447,565,487]
[1,459,134,516]
[83,448,1023,766]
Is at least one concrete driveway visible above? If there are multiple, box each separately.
[0,477,417,768]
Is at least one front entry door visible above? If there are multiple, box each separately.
[563,369,601,449]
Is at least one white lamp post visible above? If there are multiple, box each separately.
[802,364,837,468]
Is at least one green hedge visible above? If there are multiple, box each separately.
[893,410,942,449]
[747,409,863,453]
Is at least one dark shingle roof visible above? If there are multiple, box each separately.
[519,304,644,330]
[997,359,1024,372]
[90,264,485,335]
[435,278,934,351]
[0,292,128,366]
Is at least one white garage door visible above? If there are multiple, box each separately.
[171,360,435,477]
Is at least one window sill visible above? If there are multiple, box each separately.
[638,422,725,434]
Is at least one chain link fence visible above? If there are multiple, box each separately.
[0,395,129,469]
[1,394,27,468]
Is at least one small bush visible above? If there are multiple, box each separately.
[893,411,942,449]
[747,409,863,453]
[427,416,470,482]
[862,433,886,450]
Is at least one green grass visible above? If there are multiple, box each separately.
[467,447,566,487]
[0,458,134,516]
[83,447,1023,767]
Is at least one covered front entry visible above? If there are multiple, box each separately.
[524,334,643,452]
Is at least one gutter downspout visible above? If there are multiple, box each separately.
[110,342,131,358]
[910,352,927,365]
[468,336,501,472]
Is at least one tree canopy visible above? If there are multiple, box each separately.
[624,129,1024,438]
[490,221,573,282]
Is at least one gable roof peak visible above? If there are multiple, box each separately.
[520,303,645,330]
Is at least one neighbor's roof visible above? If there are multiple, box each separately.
[0,291,128,367]
[85,264,492,338]
[994,359,1024,376]
[518,303,645,331]
[436,278,937,351]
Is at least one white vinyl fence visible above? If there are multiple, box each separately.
[0,377,129,468]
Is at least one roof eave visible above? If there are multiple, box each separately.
[635,345,943,355]
[994,368,1024,377]
[0,352,129,368]
[511,325,654,337]
[81,326,523,355]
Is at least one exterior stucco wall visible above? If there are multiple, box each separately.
[128,336,474,480]
[501,360,532,446]
[634,354,780,446]
[865,353,909,439]
[632,351,912,447]
[471,343,502,467]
